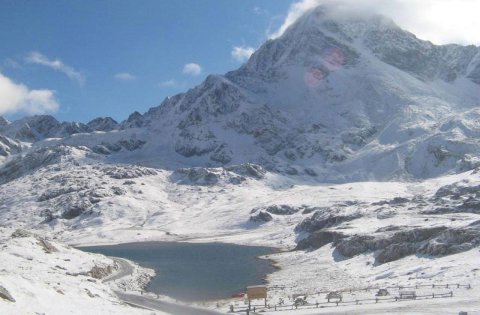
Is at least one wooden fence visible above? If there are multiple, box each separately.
[230,283,472,313]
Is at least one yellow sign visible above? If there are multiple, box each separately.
[247,285,267,300]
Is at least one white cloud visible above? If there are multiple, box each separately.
[231,46,256,62]
[0,73,59,115]
[114,72,136,81]
[253,6,269,16]
[25,51,85,84]
[158,79,178,88]
[273,0,480,45]
[271,0,320,39]
[182,63,202,76]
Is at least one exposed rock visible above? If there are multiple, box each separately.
[226,163,266,179]
[418,225,480,256]
[265,205,300,216]
[302,206,321,214]
[334,226,451,263]
[103,166,157,179]
[295,210,361,233]
[0,285,15,302]
[121,111,146,129]
[87,117,118,132]
[249,211,273,223]
[173,167,220,185]
[336,235,376,257]
[210,143,233,164]
[88,264,113,279]
[0,146,76,185]
[111,186,126,196]
[38,238,57,253]
[0,116,10,127]
[11,229,35,238]
[92,145,112,155]
[61,199,93,219]
[304,168,318,177]
[171,166,253,186]
[118,139,146,151]
[0,135,21,157]
[376,243,417,263]
[434,183,480,199]
[38,186,85,202]
[372,197,409,206]
[295,231,344,250]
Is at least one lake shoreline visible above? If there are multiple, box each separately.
[78,240,283,303]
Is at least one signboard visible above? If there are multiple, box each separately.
[247,285,267,300]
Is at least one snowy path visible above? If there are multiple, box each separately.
[103,257,134,282]
[105,257,224,315]
[116,292,224,315]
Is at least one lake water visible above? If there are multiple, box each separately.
[80,241,277,302]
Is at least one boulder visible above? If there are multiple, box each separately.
[249,211,273,223]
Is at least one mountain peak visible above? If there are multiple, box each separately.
[0,116,10,127]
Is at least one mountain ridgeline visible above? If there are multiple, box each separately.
[2,6,480,182]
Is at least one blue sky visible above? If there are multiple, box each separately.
[0,0,293,123]
[2,0,479,123]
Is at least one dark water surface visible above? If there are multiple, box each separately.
[80,241,277,302]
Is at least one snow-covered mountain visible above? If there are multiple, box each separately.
[2,6,480,313]
[3,7,480,183]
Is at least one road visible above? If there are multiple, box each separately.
[102,257,134,282]
[116,292,225,315]
[105,257,225,315]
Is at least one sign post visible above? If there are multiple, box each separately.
[247,285,267,308]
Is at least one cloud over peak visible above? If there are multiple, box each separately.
[0,73,59,115]
[231,46,256,62]
[25,51,85,84]
[273,0,480,45]
[182,63,202,76]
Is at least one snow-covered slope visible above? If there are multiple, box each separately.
[0,229,161,315]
